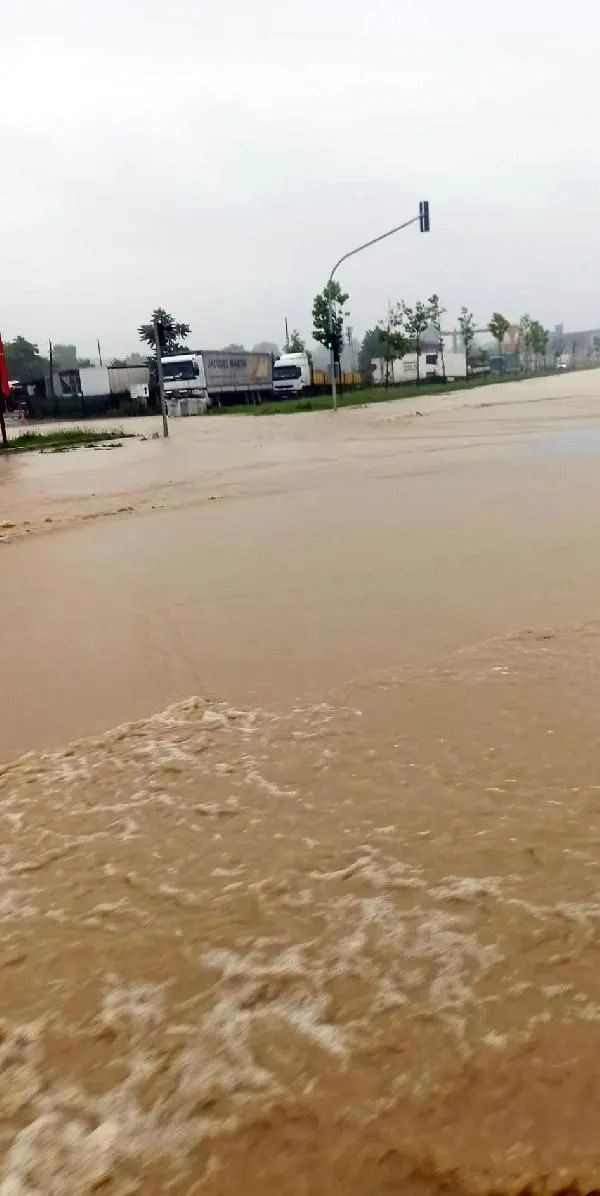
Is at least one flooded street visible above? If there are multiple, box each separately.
[4,372,600,757]
[3,372,600,1193]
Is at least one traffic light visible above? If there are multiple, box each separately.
[419,200,430,233]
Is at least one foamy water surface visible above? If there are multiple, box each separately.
[2,627,600,1193]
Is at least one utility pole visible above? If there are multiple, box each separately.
[0,334,9,447]
[153,318,169,438]
[326,201,430,410]
[327,292,337,409]
[48,340,55,403]
[385,299,392,388]
[97,339,103,367]
[285,317,289,351]
[345,321,355,374]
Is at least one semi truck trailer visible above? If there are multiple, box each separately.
[161,350,273,410]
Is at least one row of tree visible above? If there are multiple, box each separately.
[307,283,552,385]
[308,284,446,382]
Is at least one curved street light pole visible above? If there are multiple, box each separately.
[327,202,430,410]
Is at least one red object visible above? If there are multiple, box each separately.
[0,335,10,400]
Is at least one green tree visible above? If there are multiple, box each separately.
[518,314,532,370]
[223,343,245,352]
[376,305,409,387]
[138,307,191,354]
[252,341,279,355]
[458,308,475,376]
[4,336,49,382]
[401,300,429,386]
[286,329,306,353]
[529,320,549,367]
[488,312,510,357]
[427,293,447,380]
[358,328,386,383]
[109,358,128,368]
[312,281,349,373]
[51,344,78,371]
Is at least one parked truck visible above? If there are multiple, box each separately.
[272,352,313,396]
[272,351,361,397]
[161,350,273,410]
[371,350,472,385]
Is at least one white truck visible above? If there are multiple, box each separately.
[160,350,273,411]
[372,350,469,385]
[272,351,313,397]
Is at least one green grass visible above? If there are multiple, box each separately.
[210,369,563,417]
[2,427,130,454]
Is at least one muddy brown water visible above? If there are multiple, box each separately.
[2,373,600,1193]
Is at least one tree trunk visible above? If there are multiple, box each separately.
[334,346,341,391]
[416,337,420,386]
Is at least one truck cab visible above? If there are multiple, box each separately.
[161,354,209,405]
[273,352,312,396]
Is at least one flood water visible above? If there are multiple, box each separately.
[2,371,600,1193]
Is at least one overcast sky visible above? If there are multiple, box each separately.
[2,0,599,359]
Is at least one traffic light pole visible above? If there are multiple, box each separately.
[326,202,430,410]
[153,319,169,438]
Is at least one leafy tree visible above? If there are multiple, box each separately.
[593,335,600,360]
[427,293,447,380]
[4,336,49,383]
[358,328,386,382]
[518,314,532,370]
[223,343,245,352]
[376,305,409,387]
[458,308,475,376]
[252,341,279,355]
[77,356,93,368]
[401,300,429,385]
[110,358,128,368]
[488,312,510,356]
[138,307,191,354]
[286,330,306,353]
[52,344,78,371]
[529,320,549,367]
[312,280,349,372]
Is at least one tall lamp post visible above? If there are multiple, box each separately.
[327,201,430,410]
